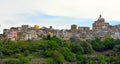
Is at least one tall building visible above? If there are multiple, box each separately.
[92,14,110,30]
[71,24,77,33]
[49,26,53,29]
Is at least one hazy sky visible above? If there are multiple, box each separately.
[0,0,120,33]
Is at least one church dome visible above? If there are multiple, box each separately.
[34,25,40,30]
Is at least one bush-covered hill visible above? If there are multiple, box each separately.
[0,36,120,64]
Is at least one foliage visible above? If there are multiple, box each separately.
[0,51,3,59]
[61,47,75,62]
[76,53,84,61]
[19,56,30,64]
[104,37,114,50]
[46,58,54,64]
[0,37,120,63]
[5,60,20,64]
[71,43,84,54]
[98,55,107,64]
[5,54,29,64]
[52,50,64,64]
[90,37,116,51]
[90,38,105,51]
[113,44,120,53]
[80,41,94,54]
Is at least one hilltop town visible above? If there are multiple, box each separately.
[1,15,120,64]
[2,15,120,41]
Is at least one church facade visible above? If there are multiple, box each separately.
[92,15,110,30]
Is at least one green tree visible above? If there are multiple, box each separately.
[46,58,54,64]
[0,51,3,63]
[104,37,114,50]
[24,50,30,56]
[76,53,84,61]
[113,44,120,53]
[47,34,51,40]
[0,51,3,59]
[90,39,105,51]
[77,56,88,64]
[98,55,107,64]
[61,47,75,62]
[18,55,30,64]
[5,60,19,64]
[52,50,64,64]
[71,43,84,54]
[89,60,96,64]
[80,41,94,54]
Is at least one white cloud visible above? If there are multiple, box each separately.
[0,0,120,33]
[1,0,120,20]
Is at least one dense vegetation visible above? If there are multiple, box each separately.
[0,36,120,64]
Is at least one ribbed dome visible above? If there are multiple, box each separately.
[34,25,40,30]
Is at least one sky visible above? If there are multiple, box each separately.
[0,0,120,33]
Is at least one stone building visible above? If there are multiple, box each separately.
[71,24,77,33]
[21,25,30,32]
[3,28,18,41]
[92,14,110,30]
[78,26,90,32]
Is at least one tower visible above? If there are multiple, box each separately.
[71,24,77,33]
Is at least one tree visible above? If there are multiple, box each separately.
[71,43,83,54]
[104,37,114,50]
[0,51,3,63]
[90,39,105,51]
[18,54,30,64]
[76,53,84,61]
[24,50,30,56]
[98,55,107,64]
[47,34,51,40]
[52,50,64,64]
[89,60,96,64]
[0,51,3,59]
[5,60,19,64]
[61,47,75,62]
[80,41,94,54]
[77,56,88,64]
[46,58,54,64]
[113,44,120,53]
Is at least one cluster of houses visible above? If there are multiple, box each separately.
[2,15,120,41]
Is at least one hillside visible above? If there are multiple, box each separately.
[0,36,120,64]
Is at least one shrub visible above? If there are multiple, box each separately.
[52,50,64,64]
[5,60,19,64]
[46,58,54,64]
[113,45,120,53]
